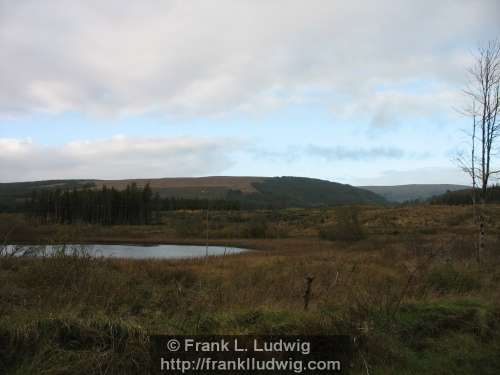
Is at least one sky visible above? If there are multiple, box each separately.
[1,0,499,185]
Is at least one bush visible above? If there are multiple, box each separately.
[173,215,204,237]
[241,219,268,238]
[426,265,481,294]
[319,206,365,241]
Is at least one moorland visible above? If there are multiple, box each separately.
[1,201,500,374]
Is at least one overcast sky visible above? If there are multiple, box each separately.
[1,0,499,184]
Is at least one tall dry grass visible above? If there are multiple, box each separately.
[1,205,500,373]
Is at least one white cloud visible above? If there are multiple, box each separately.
[1,0,498,118]
[307,145,406,160]
[333,84,465,127]
[0,136,239,182]
[350,167,471,186]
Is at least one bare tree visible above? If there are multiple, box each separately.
[461,39,500,262]
[457,101,478,223]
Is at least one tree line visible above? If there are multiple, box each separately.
[27,183,156,225]
[430,185,500,205]
[26,183,240,225]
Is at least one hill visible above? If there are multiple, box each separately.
[93,176,264,194]
[360,184,469,203]
[430,185,500,205]
[243,176,385,207]
[0,176,385,211]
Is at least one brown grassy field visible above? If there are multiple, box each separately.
[1,204,500,374]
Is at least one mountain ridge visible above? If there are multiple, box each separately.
[360,184,469,202]
[0,177,469,210]
[1,176,384,210]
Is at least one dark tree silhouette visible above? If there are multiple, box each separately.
[26,183,240,225]
[27,183,155,225]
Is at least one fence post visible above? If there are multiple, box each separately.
[303,275,315,311]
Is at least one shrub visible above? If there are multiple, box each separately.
[426,265,481,294]
[319,206,365,241]
[173,215,204,237]
[241,219,268,238]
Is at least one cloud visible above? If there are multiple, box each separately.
[1,0,498,119]
[307,145,406,161]
[0,135,429,182]
[350,166,471,186]
[332,84,465,127]
[248,143,427,162]
[0,136,238,182]
[247,145,302,163]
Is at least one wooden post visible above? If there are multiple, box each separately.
[478,217,485,263]
[303,275,315,311]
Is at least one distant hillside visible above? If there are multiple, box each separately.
[0,176,385,211]
[93,176,264,194]
[430,185,500,205]
[239,176,386,208]
[360,184,469,203]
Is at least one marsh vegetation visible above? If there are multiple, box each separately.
[1,204,500,374]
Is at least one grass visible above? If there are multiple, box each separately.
[1,205,500,374]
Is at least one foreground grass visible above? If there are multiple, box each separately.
[1,206,500,374]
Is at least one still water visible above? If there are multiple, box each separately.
[5,244,248,259]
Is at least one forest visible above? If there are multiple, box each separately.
[27,183,156,225]
[26,183,241,225]
[430,185,500,205]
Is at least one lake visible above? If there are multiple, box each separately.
[4,244,249,259]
